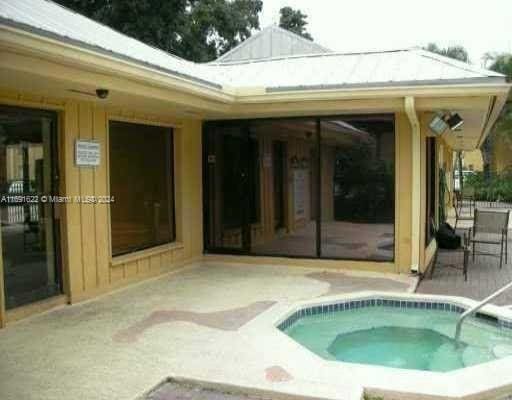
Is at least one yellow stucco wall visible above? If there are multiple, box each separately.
[0,90,442,325]
[417,113,460,274]
[0,90,204,322]
[396,112,413,274]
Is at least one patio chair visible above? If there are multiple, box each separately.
[461,186,476,214]
[469,209,510,269]
[453,194,473,231]
[430,236,470,281]
[429,219,470,281]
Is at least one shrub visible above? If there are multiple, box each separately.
[465,171,512,202]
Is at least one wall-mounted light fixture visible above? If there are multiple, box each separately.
[95,88,109,99]
[429,112,464,135]
[68,88,109,99]
[446,113,464,130]
[429,114,449,135]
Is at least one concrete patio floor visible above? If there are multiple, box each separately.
[417,236,512,306]
[0,262,415,400]
[417,205,512,306]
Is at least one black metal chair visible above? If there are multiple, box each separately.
[429,219,470,281]
[469,209,510,269]
[453,193,473,231]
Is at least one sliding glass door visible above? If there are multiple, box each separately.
[203,115,395,262]
[0,105,61,309]
[320,116,395,261]
[204,122,251,252]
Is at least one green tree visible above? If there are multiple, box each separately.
[55,0,263,62]
[279,6,313,41]
[481,54,512,178]
[489,54,512,135]
[425,43,470,63]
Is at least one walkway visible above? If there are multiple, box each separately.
[417,203,512,306]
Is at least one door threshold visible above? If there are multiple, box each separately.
[5,294,68,325]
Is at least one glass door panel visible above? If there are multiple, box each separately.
[273,141,286,231]
[204,123,250,251]
[0,106,60,309]
[320,116,395,261]
[249,119,317,257]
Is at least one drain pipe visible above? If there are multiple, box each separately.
[405,97,421,274]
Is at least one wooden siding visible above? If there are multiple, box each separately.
[0,91,204,315]
[0,88,437,325]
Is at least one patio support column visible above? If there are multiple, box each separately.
[405,96,421,273]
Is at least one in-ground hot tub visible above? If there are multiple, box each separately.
[277,296,512,372]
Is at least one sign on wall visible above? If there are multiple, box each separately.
[75,140,100,167]
[293,169,307,221]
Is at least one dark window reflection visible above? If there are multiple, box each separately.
[204,124,247,250]
[321,116,395,261]
[109,121,175,256]
[0,106,60,309]
[203,115,395,262]
[249,119,317,257]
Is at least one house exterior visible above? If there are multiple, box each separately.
[0,0,509,328]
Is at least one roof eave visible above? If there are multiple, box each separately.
[265,77,508,93]
[1,19,510,121]
[0,22,238,110]
[0,18,226,92]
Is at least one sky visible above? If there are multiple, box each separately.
[260,0,512,67]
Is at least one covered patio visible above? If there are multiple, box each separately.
[418,203,512,306]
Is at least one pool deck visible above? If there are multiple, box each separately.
[417,205,512,306]
[0,262,415,400]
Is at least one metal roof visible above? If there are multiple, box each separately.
[0,0,221,88]
[0,0,506,92]
[210,49,505,91]
[215,25,330,63]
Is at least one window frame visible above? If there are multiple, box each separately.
[107,118,176,258]
[425,137,437,246]
[203,114,397,263]
[0,104,63,310]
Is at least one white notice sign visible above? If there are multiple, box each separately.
[75,140,100,167]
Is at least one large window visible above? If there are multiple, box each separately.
[109,121,175,256]
[204,115,395,262]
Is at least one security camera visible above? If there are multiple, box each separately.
[96,88,109,99]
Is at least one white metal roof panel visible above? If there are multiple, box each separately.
[215,25,330,63]
[0,0,506,92]
[0,0,220,87]
[209,49,504,90]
